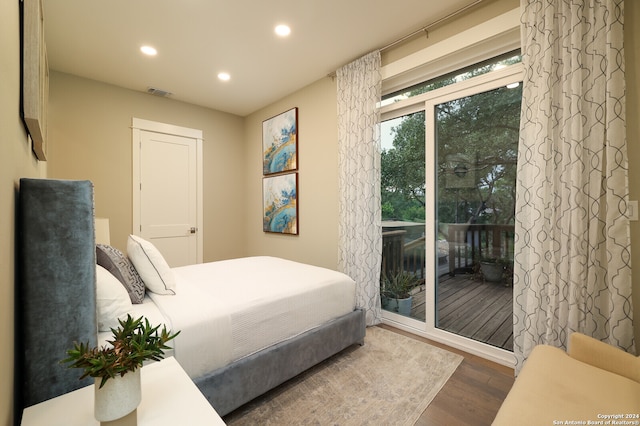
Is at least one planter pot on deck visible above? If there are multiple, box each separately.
[480,261,505,283]
[382,296,413,316]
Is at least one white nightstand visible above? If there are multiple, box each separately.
[21,357,226,426]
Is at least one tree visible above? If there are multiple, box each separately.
[381,68,522,226]
[435,84,521,225]
[381,111,426,221]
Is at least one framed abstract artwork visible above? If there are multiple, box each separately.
[21,0,49,161]
[262,107,298,175]
[263,173,298,235]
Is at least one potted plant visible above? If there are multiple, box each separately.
[479,255,510,283]
[62,315,180,422]
[381,271,419,316]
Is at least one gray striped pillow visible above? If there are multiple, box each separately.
[96,244,145,304]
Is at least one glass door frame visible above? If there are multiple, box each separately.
[380,64,523,368]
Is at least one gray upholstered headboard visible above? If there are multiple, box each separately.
[18,178,98,409]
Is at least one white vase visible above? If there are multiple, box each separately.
[94,369,141,422]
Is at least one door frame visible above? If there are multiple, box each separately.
[131,117,203,264]
[379,65,523,369]
[377,6,521,369]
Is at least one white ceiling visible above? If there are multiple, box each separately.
[43,0,475,117]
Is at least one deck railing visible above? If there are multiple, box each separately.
[381,230,406,279]
[446,224,514,276]
[382,223,515,279]
[381,229,428,280]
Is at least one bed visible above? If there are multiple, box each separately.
[17,178,366,420]
[96,253,366,416]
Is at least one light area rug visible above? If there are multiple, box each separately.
[224,326,463,425]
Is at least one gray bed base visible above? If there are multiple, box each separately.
[196,308,366,417]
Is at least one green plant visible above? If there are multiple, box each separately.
[381,271,419,300]
[62,315,180,388]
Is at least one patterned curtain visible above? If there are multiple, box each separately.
[514,0,635,372]
[337,51,383,326]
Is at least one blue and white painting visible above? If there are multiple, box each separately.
[263,173,298,234]
[263,108,298,175]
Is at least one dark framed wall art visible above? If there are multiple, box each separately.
[262,107,298,175]
[263,172,298,235]
[21,0,49,161]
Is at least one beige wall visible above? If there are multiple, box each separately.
[48,72,246,262]
[243,77,340,270]
[4,0,640,424]
[240,1,520,272]
[0,1,47,424]
[244,0,640,347]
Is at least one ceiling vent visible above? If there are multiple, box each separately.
[146,87,172,97]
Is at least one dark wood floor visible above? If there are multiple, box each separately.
[406,273,513,351]
[379,324,515,426]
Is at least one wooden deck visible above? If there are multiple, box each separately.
[406,274,513,351]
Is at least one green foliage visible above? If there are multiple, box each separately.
[381,271,419,299]
[61,315,180,388]
[381,111,426,219]
[435,84,521,225]
[381,80,521,226]
[381,201,395,218]
[381,53,522,225]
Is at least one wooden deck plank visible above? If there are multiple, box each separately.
[438,282,505,330]
[438,282,488,319]
[487,314,514,351]
[456,290,511,338]
[398,273,513,351]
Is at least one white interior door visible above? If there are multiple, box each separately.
[132,118,203,267]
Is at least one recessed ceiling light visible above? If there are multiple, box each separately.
[217,72,231,81]
[275,24,291,37]
[140,46,157,56]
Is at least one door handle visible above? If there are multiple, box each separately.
[189,227,198,234]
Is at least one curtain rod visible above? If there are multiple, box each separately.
[329,0,485,78]
[380,0,485,52]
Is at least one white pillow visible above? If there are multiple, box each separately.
[96,264,133,331]
[127,234,176,295]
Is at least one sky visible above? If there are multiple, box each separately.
[381,116,402,151]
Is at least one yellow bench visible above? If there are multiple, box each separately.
[493,333,640,425]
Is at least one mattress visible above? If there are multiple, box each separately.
[147,256,356,378]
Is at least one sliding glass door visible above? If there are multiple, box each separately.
[380,55,522,365]
[381,111,426,321]
[433,83,521,352]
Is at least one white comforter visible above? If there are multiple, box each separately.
[145,256,356,378]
